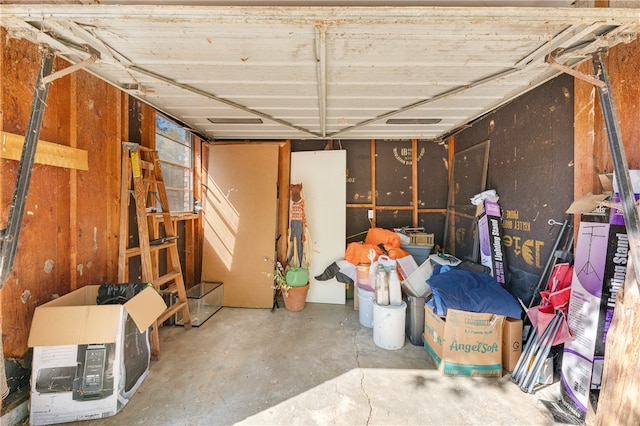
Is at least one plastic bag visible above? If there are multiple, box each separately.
[96,283,149,305]
[365,228,400,248]
[345,242,383,265]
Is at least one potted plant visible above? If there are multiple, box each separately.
[283,266,309,311]
[266,258,309,312]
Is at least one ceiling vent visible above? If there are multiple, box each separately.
[386,118,442,125]
[207,118,263,124]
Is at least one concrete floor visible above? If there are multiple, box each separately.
[57,301,563,425]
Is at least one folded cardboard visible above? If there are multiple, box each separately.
[28,286,166,426]
[565,193,609,215]
[424,307,504,377]
[502,317,523,372]
[477,199,508,287]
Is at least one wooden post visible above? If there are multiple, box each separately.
[411,139,418,227]
[370,139,376,227]
[69,73,78,291]
[595,256,640,426]
[277,141,291,265]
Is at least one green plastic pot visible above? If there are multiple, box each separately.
[286,267,309,287]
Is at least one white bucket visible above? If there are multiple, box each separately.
[373,301,407,350]
[358,288,375,328]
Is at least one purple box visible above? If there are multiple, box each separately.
[609,193,640,225]
[477,200,508,287]
[560,213,628,419]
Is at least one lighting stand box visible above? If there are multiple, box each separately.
[477,199,509,287]
[28,286,167,426]
[560,210,628,420]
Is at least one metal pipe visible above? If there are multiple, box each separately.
[511,324,539,383]
[516,314,558,387]
[525,312,564,393]
[315,25,327,138]
[520,312,562,392]
[0,48,55,288]
[593,50,640,292]
[528,219,568,309]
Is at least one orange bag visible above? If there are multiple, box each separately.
[344,242,382,265]
[364,228,400,248]
[385,245,410,260]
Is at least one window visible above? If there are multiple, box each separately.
[155,115,194,213]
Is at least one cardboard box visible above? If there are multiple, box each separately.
[423,307,445,365]
[28,286,166,426]
[477,199,509,287]
[423,307,504,377]
[502,318,523,372]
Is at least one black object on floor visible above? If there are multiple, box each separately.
[539,400,583,425]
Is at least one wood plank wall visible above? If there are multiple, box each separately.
[1,33,120,359]
[574,38,640,199]
[0,32,203,367]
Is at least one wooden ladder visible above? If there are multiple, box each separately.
[118,142,191,358]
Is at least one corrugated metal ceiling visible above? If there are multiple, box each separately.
[1,3,638,141]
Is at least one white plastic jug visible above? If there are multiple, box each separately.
[377,255,396,269]
[375,264,389,305]
[388,268,402,306]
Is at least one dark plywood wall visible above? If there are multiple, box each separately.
[375,140,413,207]
[373,140,448,241]
[343,140,373,243]
[315,139,448,246]
[453,74,575,284]
[417,140,449,209]
[446,140,490,261]
[417,140,449,247]
[344,140,372,206]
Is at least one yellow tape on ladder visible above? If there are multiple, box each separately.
[131,150,142,178]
